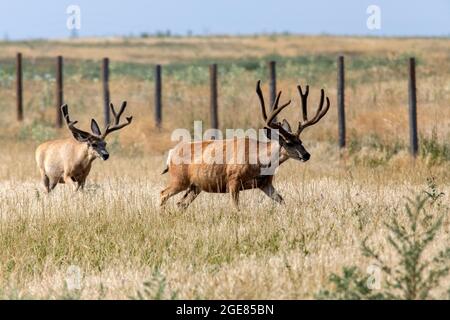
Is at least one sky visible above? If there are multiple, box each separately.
[0,0,449,40]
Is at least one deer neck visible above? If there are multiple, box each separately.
[267,140,289,169]
[77,141,97,165]
[279,152,290,165]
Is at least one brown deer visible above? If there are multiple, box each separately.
[160,80,330,209]
[35,102,132,193]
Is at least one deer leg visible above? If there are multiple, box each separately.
[160,185,185,207]
[63,174,78,192]
[77,167,91,191]
[41,173,50,193]
[76,179,85,191]
[48,177,59,192]
[176,189,193,209]
[75,174,88,191]
[39,168,51,193]
[228,181,241,210]
[177,188,192,203]
[177,186,201,209]
[260,184,285,204]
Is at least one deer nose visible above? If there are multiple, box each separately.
[101,152,110,160]
[302,153,310,161]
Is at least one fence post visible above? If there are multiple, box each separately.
[56,56,63,128]
[268,61,276,118]
[209,64,218,129]
[408,57,418,157]
[337,56,346,148]
[154,64,162,128]
[16,53,23,121]
[102,57,110,126]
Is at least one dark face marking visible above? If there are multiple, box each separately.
[280,136,310,162]
[88,138,109,160]
[266,119,311,162]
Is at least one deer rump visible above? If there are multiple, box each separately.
[163,137,276,193]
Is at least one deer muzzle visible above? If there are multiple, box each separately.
[301,152,310,162]
[99,150,109,161]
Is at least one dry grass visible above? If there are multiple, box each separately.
[0,35,449,299]
[0,146,449,299]
[1,35,448,64]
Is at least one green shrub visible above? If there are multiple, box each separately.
[317,181,450,299]
[132,269,178,300]
[316,267,385,300]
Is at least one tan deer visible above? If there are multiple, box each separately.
[160,80,330,209]
[35,102,132,193]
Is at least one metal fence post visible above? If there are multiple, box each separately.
[102,57,110,126]
[209,64,218,129]
[337,56,346,148]
[408,57,418,157]
[16,53,23,121]
[155,64,162,128]
[268,61,276,117]
[56,56,64,128]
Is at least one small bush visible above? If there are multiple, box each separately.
[317,181,450,300]
[316,267,385,300]
[423,176,444,203]
[132,269,178,300]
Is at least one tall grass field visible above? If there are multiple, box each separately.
[0,35,449,299]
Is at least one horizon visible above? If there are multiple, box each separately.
[1,0,449,41]
[2,32,450,43]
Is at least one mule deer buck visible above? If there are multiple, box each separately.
[35,102,132,193]
[160,80,330,209]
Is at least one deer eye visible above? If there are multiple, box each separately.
[91,143,98,148]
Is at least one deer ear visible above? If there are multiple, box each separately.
[90,119,102,136]
[281,119,292,133]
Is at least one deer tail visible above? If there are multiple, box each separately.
[161,148,174,175]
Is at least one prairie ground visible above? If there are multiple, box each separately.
[0,35,449,299]
[1,144,449,299]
